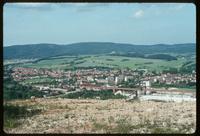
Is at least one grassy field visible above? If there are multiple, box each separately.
[18,54,193,72]
[20,57,76,70]
[79,55,188,71]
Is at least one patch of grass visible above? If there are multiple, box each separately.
[121,59,130,62]
[58,104,72,110]
[106,59,114,61]
[92,121,108,132]
[96,105,110,111]
[84,105,89,110]
[151,127,179,133]
[64,113,70,119]
[144,62,153,64]
[114,116,133,133]
[4,118,21,129]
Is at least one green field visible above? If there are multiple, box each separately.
[18,54,194,72]
[20,76,55,85]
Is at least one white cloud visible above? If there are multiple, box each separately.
[72,3,110,12]
[5,3,54,11]
[17,3,43,7]
[5,3,110,12]
[133,10,144,18]
[174,4,186,10]
[9,3,50,8]
[68,3,88,7]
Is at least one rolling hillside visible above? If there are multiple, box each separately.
[4,42,195,59]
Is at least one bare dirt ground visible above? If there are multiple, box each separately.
[4,98,196,134]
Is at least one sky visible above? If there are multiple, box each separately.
[3,3,196,46]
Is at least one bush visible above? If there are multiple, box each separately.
[4,104,41,128]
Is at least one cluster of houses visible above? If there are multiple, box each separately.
[145,73,196,85]
[11,67,70,81]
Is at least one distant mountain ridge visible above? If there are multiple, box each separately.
[3,42,196,59]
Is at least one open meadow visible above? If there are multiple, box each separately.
[19,54,193,72]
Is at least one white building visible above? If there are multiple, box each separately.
[96,79,108,84]
[124,76,133,82]
[115,75,124,84]
[141,81,151,88]
[87,76,94,82]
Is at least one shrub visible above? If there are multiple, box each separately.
[4,104,41,129]
[62,90,126,100]
[4,77,45,100]
[113,116,133,133]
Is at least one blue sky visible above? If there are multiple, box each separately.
[3,3,196,46]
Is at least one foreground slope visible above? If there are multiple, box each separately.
[4,98,196,134]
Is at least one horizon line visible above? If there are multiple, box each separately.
[4,42,196,47]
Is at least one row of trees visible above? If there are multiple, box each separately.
[62,90,126,100]
[151,81,196,90]
[110,53,177,61]
[162,65,195,74]
[4,76,45,100]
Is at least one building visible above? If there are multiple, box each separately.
[124,76,133,82]
[96,79,108,84]
[141,80,151,88]
[115,75,124,84]
[106,76,115,85]
[87,76,94,82]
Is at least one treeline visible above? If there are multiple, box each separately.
[110,53,177,61]
[151,82,196,90]
[110,52,145,58]
[4,77,45,100]
[147,54,177,61]
[163,62,196,74]
[61,90,126,100]
[162,64,195,74]
[64,66,113,71]
[179,63,196,74]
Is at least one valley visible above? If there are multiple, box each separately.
[3,43,196,134]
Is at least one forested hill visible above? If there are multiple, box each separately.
[4,42,195,59]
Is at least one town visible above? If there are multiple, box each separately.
[9,66,196,102]
[3,2,196,134]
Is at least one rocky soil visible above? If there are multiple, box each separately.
[4,98,196,134]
